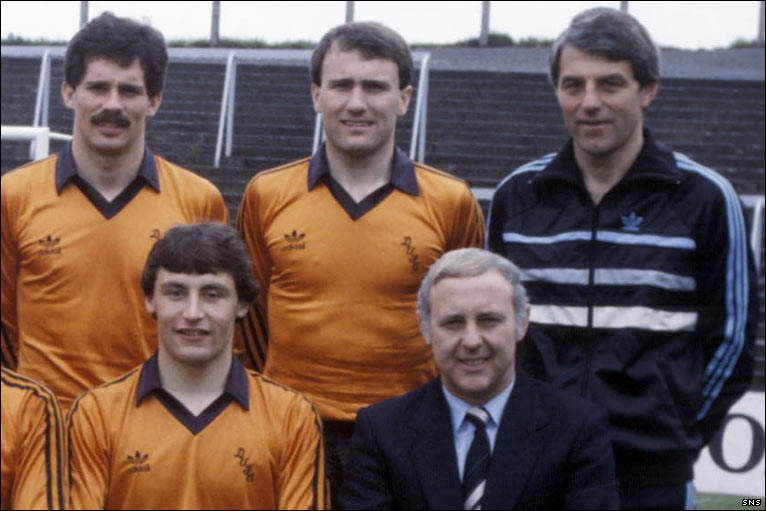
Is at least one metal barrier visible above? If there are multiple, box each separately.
[214,51,238,168]
[30,49,51,159]
[409,52,431,163]
[310,51,432,160]
[742,194,765,271]
[312,113,325,155]
[2,125,72,161]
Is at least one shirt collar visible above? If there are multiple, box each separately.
[55,141,161,195]
[135,352,250,410]
[534,128,681,189]
[307,143,419,196]
[442,375,516,433]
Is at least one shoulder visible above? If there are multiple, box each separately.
[244,157,312,194]
[524,374,607,428]
[1,155,57,197]
[247,370,321,422]
[1,367,60,416]
[494,153,557,197]
[68,366,142,418]
[413,162,473,197]
[154,156,222,196]
[358,379,437,424]
[671,151,740,204]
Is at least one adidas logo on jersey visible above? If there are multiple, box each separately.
[282,230,306,250]
[38,234,62,255]
[621,212,644,232]
[126,450,151,473]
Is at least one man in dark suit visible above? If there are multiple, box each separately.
[339,248,619,510]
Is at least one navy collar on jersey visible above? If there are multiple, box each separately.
[54,141,161,195]
[135,352,249,435]
[307,143,420,196]
[533,128,682,192]
[136,351,249,409]
[307,143,419,220]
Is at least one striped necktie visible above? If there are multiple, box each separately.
[462,406,491,510]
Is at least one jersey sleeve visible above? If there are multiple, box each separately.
[3,374,67,510]
[234,181,271,371]
[447,185,485,250]
[694,193,757,442]
[201,186,230,225]
[67,392,111,509]
[277,397,328,510]
[1,183,19,369]
[486,181,508,254]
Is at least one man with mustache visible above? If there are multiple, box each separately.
[487,7,758,509]
[1,12,228,411]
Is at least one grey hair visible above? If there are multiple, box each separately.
[549,7,659,87]
[417,248,528,343]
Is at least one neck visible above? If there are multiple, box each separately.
[574,128,644,206]
[70,137,145,201]
[157,348,232,416]
[324,139,395,202]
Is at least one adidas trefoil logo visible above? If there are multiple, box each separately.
[126,450,151,473]
[38,235,62,255]
[282,230,306,251]
[620,212,643,232]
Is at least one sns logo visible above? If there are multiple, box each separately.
[742,499,761,507]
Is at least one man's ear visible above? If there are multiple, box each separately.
[520,304,530,340]
[146,91,163,117]
[398,84,413,116]
[236,302,249,319]
[640,81,658,110]
[145,297,156,315]
[61,81,75,109]
[310,83,322,114]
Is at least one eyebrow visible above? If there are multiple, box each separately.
[328,78,390,89]
[83,80,145,92]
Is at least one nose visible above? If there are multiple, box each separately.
[182,293,204,321]
[102,87,123,111]
[345,85,366,113]
[580,81,602,110]
[461,321,484,350]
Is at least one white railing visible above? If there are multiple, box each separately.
[2,125,72,161]
[214,51,238,167]
[312,113,325,155]
[409,52,431,163]
[742,194,765,271]
[31,49,52,159]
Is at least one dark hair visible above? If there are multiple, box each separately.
[141,223,259,304]
[310,21,412,89]
[549,7,659,87]
[65,11,168,98]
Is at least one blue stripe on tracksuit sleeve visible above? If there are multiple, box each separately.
[675,153,749,420]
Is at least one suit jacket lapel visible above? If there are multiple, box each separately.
[484,371,550,508]
[408,379,463,510]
